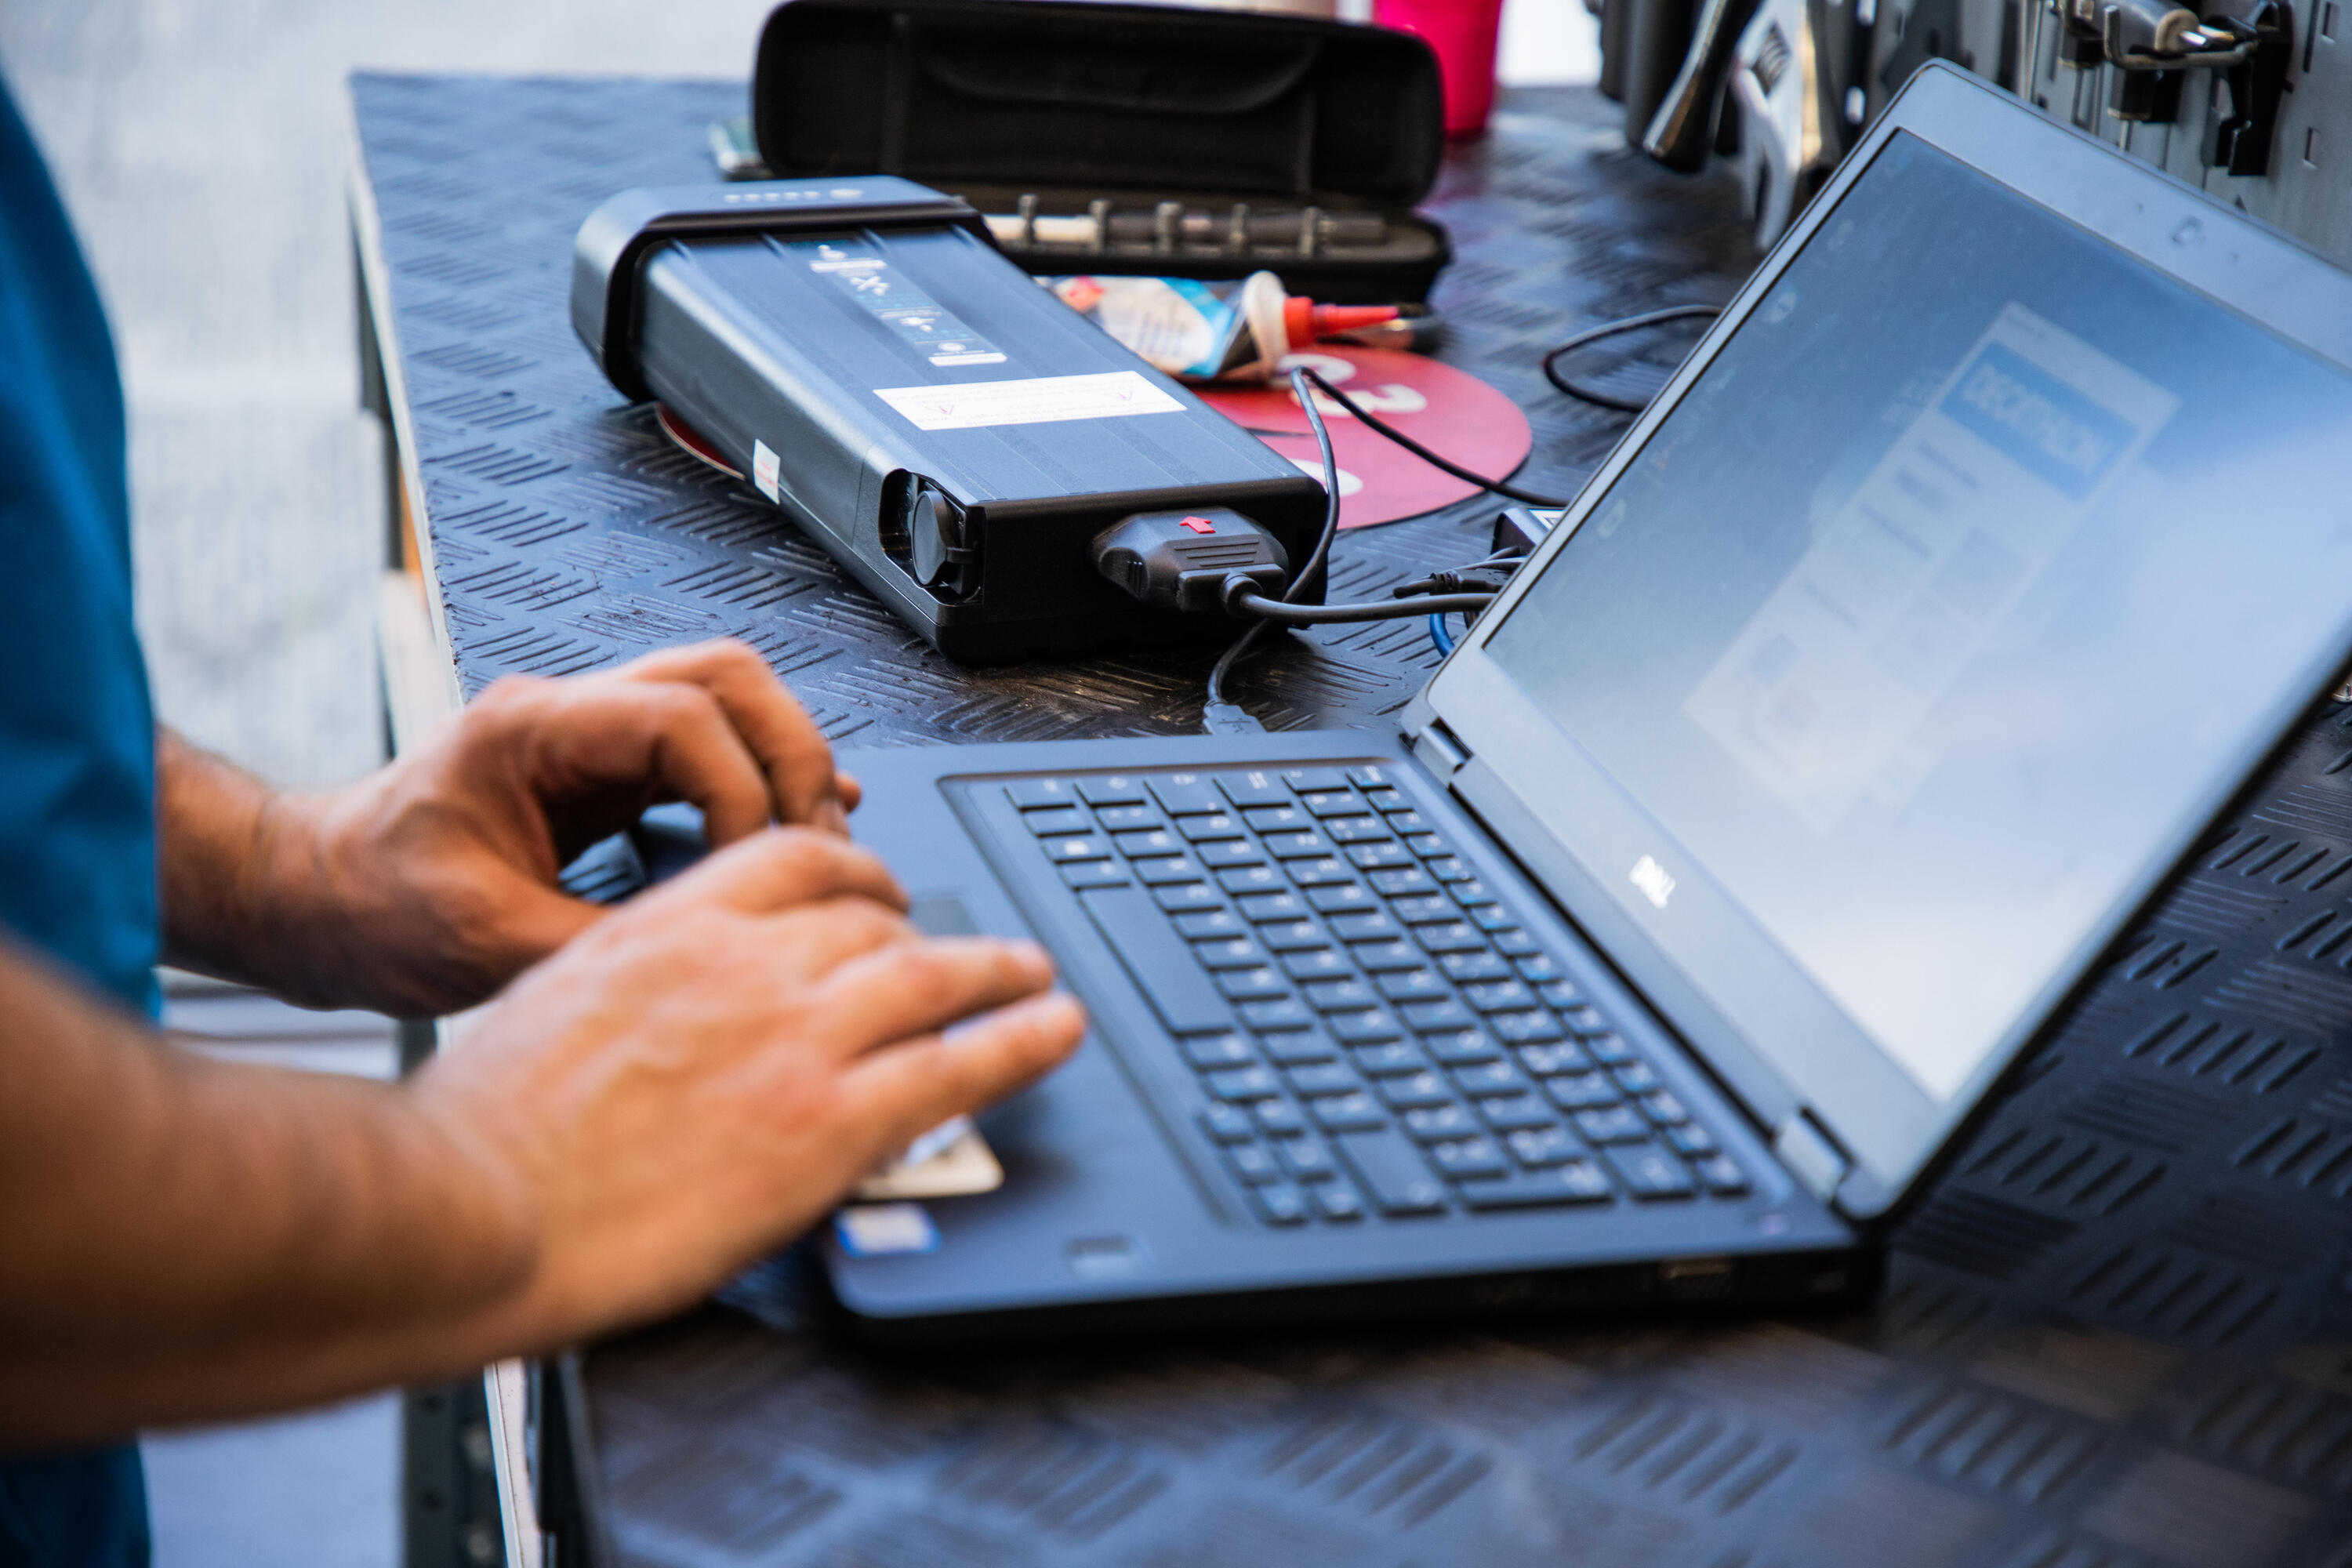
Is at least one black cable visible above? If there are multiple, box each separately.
[1541,305,1721,414]
[1203,365,1345,731]
[1294,367,1567,508]
[1228,589,1497,625]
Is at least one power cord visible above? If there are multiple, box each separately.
[1541,304,1721,414]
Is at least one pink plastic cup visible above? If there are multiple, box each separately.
[1374,0,1508,139]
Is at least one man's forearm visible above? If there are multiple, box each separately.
[0,942,539,1443]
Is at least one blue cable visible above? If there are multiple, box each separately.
[1428,612,1455,656]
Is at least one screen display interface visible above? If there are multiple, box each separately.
[1487,132,2352,1102]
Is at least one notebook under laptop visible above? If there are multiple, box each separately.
[818,64,2352,1339]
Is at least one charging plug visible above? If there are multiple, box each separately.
[1091,509,1289,615]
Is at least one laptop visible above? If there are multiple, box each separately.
[815,63,2352,1338]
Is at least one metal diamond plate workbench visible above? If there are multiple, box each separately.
[352,74,2352,1568]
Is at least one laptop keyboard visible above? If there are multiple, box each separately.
[999,764,1753,1227]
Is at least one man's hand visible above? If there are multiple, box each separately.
[162,639,855,1015]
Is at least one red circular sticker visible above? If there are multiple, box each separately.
[1198,347,1534,529]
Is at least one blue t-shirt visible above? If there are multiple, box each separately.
[0,73,158,1568]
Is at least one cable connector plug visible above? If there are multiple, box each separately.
[1091,509,1288,615]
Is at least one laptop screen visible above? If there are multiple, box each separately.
[1486,130,2352,1107]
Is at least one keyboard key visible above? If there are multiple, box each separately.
[1174,909,1246,940]
[1537,980,1582,1008]
[1076,775,1148,806]
[1376,968,1451,1004]
[1391,895,1457,923]
[1207,1066,1281,1101]
[1558,1005,1610,1036]
[1640,1091,1692,1127]
[1218,865,1287,895]
[1429,1137,1510,1180]
[1239,891,1308,921]
[1343,765,1400,790]
[1492,927,1541,957]
[1218,771,1292,808]
[1451,1060,1526,1095]
[1154,883,1222,913]
[1329,910,1401,942]
[1262,829,1331,859]
[1478,1094,1559,1132]
[1286,1062,1358,1097]
[1217,967,1289,1002]
[1083,886,1230,1033]
[1288,857,1356,887]
[1263,1030,1338,1065]
[1041,835,1110,862]
[1363,788,1408,813]
[1506,1126,1581,1167]
[1134,856,1202,886]
[1299,790,1370,818]
[1240,998,1314,1032]
[1544,1073,1622,1112]
[1285,768,1351,793]
[1226,1144,1280,1184]
[1327,817,1395,846]
[1305,979,1379,1012]
[1192,936,1266,970]
[1114,828,1181,858]
[1280,949,1352,982]
[1197,840,1265,870]
[1277,1137,1338,1181]
[1255,1099,1308,1136]
[1613,1062,1662,1094]
[1450,879,1497,908]
[1425,858,1472,883]
[1377,1071,1456,1110]
[1306,884,1378,915]
[1458,1163,1614,1209]
[1666,1123,1719,1156]
[1695,1154,1751,1195]
[1251,1183,1310,1225]
[1439,952,1512,982]
[1326,1009,1403,1045]
[1312,1181,1366,1221]
[1468,905,1517,931]
[1093,804,1162,831]
[1518,1042,1590,1076]
[1491,1011,1566,1045]
[1403,833,1449,858]
[1023,806,1089,835]
[1385,809,1427,833]
[1584,1033,1639,1066]
[1576,1107,1650,1143]
[1177,812,1247,842]
[1415,922,1488,953]
[1310,1092,1387,1132]
[1350,1040,1428,1075]
[1149,776,1225,815]
[1465,979,1537,1013]
[1515,953,1566,984]
[1259,920,1328,953]
[1348,842,1414,870]
[1348,938,1416,972]
[1370,867,1436,897]
[1403,1105,1481,1142]
[1060,862,1129,891]
[1425,1029,1503,1066]
[1331,1129,1449,1214]
[1181,1035,1254,1069]
[1242,804,1307,833]
[1199,1104,1254,1143]
[1007,779,1077,808]
[1401,999,1477,1033]
[1607,1147,1697,1200]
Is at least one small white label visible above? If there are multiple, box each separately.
[873,370,1183,432]
[751,440,781,503]
[835,1202,938,1257]
[1630,854,1676,909]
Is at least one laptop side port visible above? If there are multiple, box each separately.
[1661,1256,1737,1301]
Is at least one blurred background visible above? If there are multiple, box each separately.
[0,3,1595,1565]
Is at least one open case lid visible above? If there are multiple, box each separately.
[755,0,1443,201]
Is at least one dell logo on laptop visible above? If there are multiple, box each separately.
[1630,855,1676,909]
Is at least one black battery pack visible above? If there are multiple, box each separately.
[572,177,1328,661]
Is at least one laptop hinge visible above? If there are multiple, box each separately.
[1410,719,1471,781]
[1773,1112,1851,1202]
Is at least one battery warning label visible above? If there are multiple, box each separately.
[873,371,1185,431]
[789,239,1008,368]
[1683,303,2180,834]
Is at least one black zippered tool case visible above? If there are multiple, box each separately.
[571,178,1328,661]
[750,0,1455,303]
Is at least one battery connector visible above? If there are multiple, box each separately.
[1091,510,1290,615]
